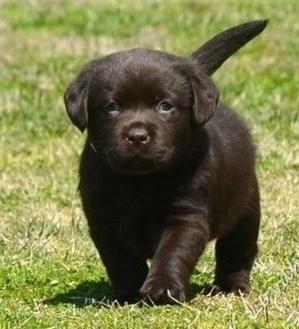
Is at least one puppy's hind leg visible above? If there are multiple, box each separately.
[213,183,260,295]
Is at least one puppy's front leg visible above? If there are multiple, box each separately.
[89,225,148,304]
[140,213,209,304]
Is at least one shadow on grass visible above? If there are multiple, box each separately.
[44,279,113,307]
[188,282,212,299]
[44,279,212,308]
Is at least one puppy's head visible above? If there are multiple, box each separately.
[65,49,214,174]
[64,20,267,175]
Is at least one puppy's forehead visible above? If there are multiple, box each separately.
[91,49,190,104]
[105,48,181,73]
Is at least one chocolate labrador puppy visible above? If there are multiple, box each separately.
[64,20,267,304]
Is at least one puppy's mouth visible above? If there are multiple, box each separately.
[104,149,174,175]
[113,159,159,175]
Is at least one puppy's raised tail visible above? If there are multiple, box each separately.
[192,19,268,76]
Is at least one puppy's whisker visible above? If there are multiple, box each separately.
[89,141,97,153]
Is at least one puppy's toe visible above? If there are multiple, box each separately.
[140,277,186,305]
[230,282,251,296]
[210,284,223,296]
[113,290,141,305]
[211,281,251,296]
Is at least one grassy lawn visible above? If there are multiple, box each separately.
[0,0,298,328]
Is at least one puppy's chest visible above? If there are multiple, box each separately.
[118,215,163,259]
[116,193,168,258]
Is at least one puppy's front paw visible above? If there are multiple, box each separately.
[140,277,186,305]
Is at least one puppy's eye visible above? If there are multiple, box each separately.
[156,100,174,113]
[104,101,120,114]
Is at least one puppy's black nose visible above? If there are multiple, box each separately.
[126,127,150,145]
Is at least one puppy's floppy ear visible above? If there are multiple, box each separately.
[64,70,91,132]
[192,20,268,76]
[191,69,219,125]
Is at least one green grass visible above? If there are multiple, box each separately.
[0,0,298,328]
